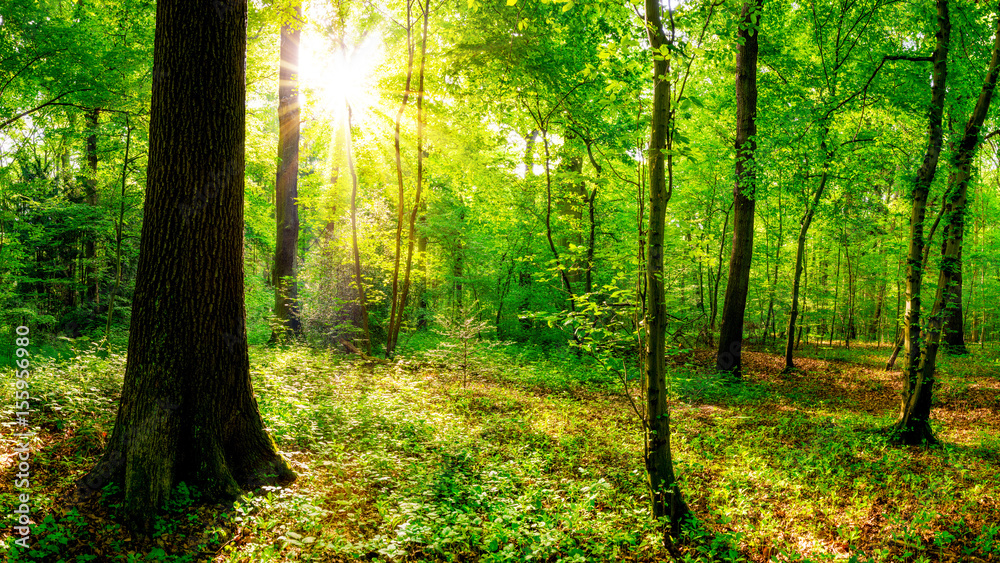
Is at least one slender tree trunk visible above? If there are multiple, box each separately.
[386,0,417,357]
[496,252,515,337]
[764,190,782,346]
[965,245,975,342]
[453,232,464,315]
[942,237,967,354]
[389,0,432,357]
[710,202,732,336]
[845,243,854,348]
[556,153,585,286]
[347,105,372,354]
[63,113,78,309]
[887,257,903,369]
[79,0,295,532]
[586,188,597,294]
[829,245,840,346]
[894,0,951,445]
[797,243,809,350]
[575,137,602,295]
[105,117,132,341]
[783,141,828,370]
[716,0,762,378]
[542,132,577,303]
[886,195,948,367]
[909,5,1000,438]
[873,250,887,344]
[643,0,689,538]
[583,147,601,297]
[272,4,302,340]
[85,108,100,303]
[516,130,539,330]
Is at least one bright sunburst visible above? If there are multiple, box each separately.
[299,24,384,127]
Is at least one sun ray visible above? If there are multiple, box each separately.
[300,23,383,129]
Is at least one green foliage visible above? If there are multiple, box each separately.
[7,0,1000,560]
[5,340,1000,561]
[426,304,496,387]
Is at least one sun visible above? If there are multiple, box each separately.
[299,27,384,127]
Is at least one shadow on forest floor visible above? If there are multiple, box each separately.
[3,342,1000,562]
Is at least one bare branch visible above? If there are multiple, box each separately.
[0,89,91,131]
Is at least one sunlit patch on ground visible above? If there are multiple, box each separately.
[2,342,1000,561]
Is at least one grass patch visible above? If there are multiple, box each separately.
[2,340,999,561]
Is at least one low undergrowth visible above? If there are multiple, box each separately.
[1,340,999,562]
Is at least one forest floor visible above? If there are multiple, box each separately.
[2,337,1000,562]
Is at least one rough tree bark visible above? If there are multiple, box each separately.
[78,0,295,531]
[272,3,303,340]
[885,194,948,369]
[941,228,967,354]
[900,5,1000,443]
[894,0,950,445]
[643,0,690,539]
[716,0,762,378]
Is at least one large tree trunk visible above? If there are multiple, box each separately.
[716,0,762,378]
[272,4,302,340]
[894,0,950,445]
[78,0,295,532]
[643,0,689,539]
[902,4,1000,444]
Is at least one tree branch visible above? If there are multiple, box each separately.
[0,89,91,131]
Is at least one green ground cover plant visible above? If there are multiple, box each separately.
[3,341,999,562]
